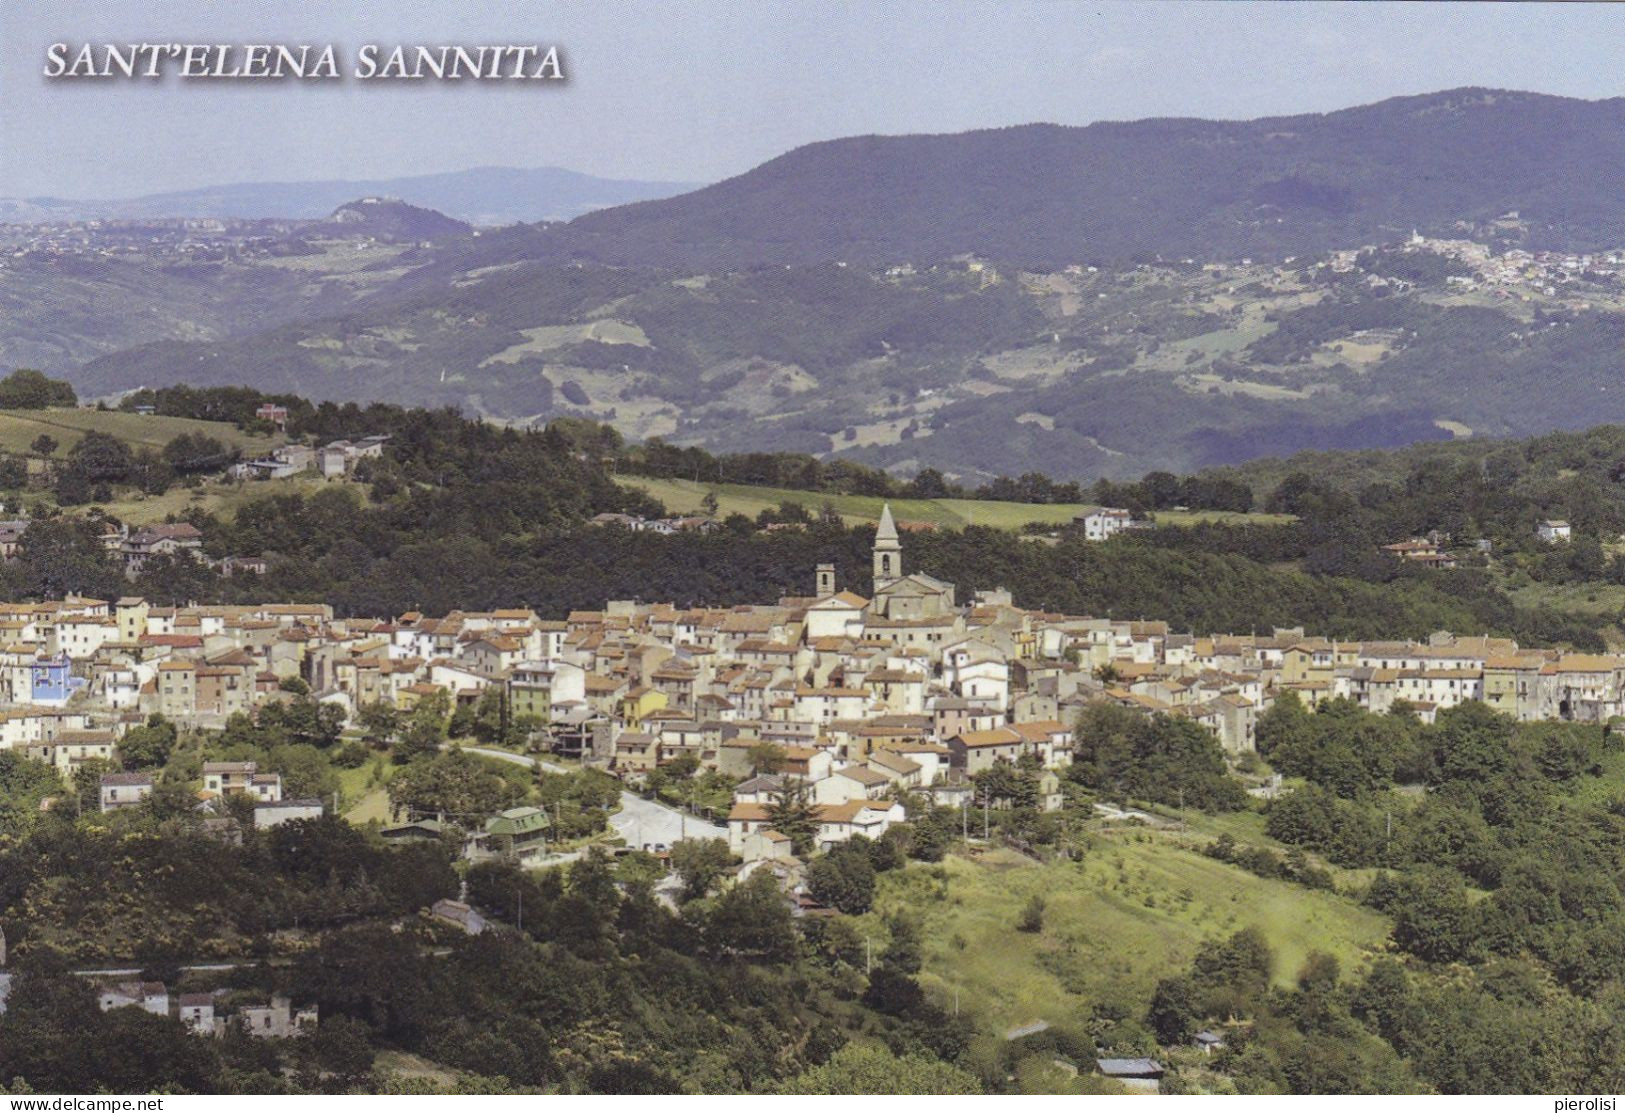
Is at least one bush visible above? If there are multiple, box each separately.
[1016,894,1045,933]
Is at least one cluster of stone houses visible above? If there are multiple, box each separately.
[590,511,719,534]
[97,981,316,1039]
[96,759,322,826]
[1382,538,1458,570]
[0,516,255,580]
[234,435,388,481]
[6,505,1625,852]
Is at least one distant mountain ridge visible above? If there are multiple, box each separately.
[23,87,1625,483]
[465,88,1625,268]
[0,165,701,226]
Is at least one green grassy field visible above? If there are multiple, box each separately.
[862,833,1390,1037]
[1502,576,1625,617]
[619,476,1293,531]
[95,473,333,526]
[0,407,302,526]
[339,759,395,824]
[0,408,278,458]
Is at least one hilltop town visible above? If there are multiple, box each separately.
[2,503,1616,860]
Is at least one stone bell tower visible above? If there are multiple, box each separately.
[816,563,836,597]
[873,503,902,591]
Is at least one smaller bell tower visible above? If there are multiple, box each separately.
[816,563,836,597]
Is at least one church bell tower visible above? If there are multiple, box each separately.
[873,503,902,591]
[816,562,836,597]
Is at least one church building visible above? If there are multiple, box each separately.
[868,504,956,620]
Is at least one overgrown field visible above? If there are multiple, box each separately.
[864,835,1390,1037]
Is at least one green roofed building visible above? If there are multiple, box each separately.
[481,806,551,862]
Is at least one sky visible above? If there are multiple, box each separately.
[3,1,1625,199]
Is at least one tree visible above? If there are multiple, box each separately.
[29,434,56,459]
[880,912,923,975]
[779,1042,981,1094]
[1148,975,1200,1045]
[670,837,733,902]
[387,749,522,824]
[908,468,951,500]
[67,431,134,483]
[0,750,62,834]
[118,714,178,769]
[764,778,819,857]
[1431,701,1516,786]
[705,871,795,961]
[806,840,876,914]
[663,751,700,781]
[356,701,400,745]
[395,700,449,764]
[1296,951,1342,995]
[71,759,115,814]
[1070,703,1247,812]
[747,741,788,775]
[1016,893,1046,933]
[299,1013,376,1092]
[0,369,76,410]
[162,433,235,475]
[256,696,345,750]
[143,777,199,821]
[1391,871,1477,964]
[9,517,122,600]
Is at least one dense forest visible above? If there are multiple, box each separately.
[1196,695,1625,1093]
[440,89,1625,268]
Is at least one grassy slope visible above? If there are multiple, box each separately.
[0,406,376,526]
[618,476,1292,530]
[0,408,278,458]
[95,474,332,527]
[865,833,1390,1036]
[339,760,395,824]
[0,407,305,526]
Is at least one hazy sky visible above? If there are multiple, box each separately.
[4,1,1625,198]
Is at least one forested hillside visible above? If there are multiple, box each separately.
[462,88,1625,268]
[0,384,1615,651]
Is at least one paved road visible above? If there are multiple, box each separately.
[64,947,458,981]
[461,746,726,852]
